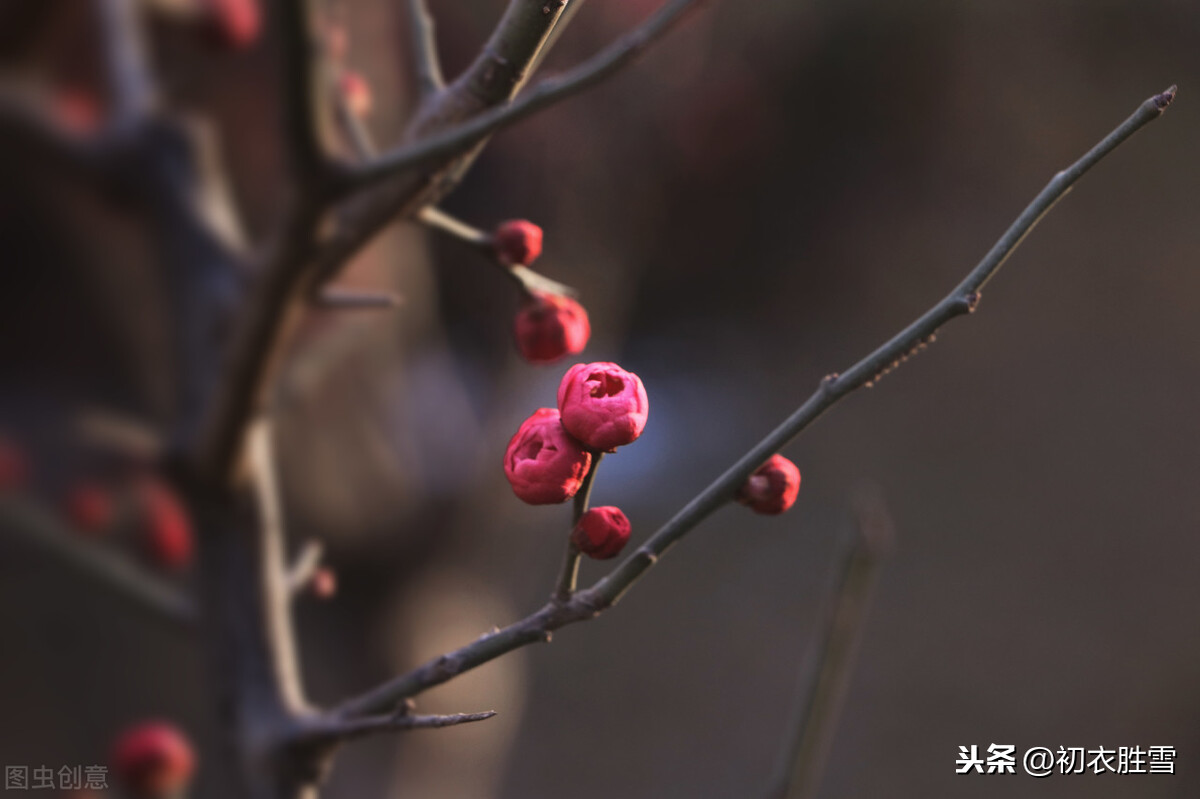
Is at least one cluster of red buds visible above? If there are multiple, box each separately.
[111,721,196,799]
[504,362,648,560]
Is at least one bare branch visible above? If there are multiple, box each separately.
[406,0,445,97]
[315,287,404,310]
[332,86,1176,718]
[0,497,197,629]
[95,0,156,125]
[302,710,497,745]
[768,489,893,799]
[285,539,325,594]
[336,0,705,198]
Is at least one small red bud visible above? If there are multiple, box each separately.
[64,482,115,536]
[493,220,543,266]
[137,479,195,571]
[572,506,631,560]
[0,436,27,492]
[503,408,592,505]
[52,89,102,133]
[557,362,649,451]
[201,0,261,50]
[514,293,591,364]
[310,566,337,599]
[111,721,196,799]
[736,454,801,515]
[340,70,373,118]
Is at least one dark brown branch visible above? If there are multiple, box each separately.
[336,0,704,198]
[406,0,445,97]
[768,489,893,799]
[332,85,1176,718]
[301,710,497,745]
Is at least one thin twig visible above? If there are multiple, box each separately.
[554,451,604,601]
[0,497,197,628]
[406,0,445,97]
[332,86,1176,718]
[315,287,404,310]
[95,0,155,125]
[303,710,497,745]
[285,539,325,594]
[768,489,893,799]
[417,206,579,297]
[336,0,704,198]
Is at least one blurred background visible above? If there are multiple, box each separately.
[1,0,1198,797]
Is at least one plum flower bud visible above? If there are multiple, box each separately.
[514,293,590,364]
[111,721,196,799]
[202,0,261,50]
[493,219,543,266]
[340,70,373,118]
[310,566,338,599]
[557,362,648,451]
[137,479,195,571]
[65,482,115,536]
[736,454,801,515]
[0,437,27,492]
[572,506,631,560]
[504,408,592,505]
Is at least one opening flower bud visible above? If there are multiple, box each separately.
[493,219,543,266]
[514,293,591,364]
[111,721,196,799]
[572,506,632,560]
[137,479,195,571]
[504,408,592,505]
[736,454,801,515]
[557,362,648,451]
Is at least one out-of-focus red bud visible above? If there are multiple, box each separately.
[202,0,261,51]
[514,293,590,364]
[65,482,115,536]
[0,436,27,492]
[111,721,196,799]
[493,220,543,266]
[311,566,337,599]
[340,71,373,118]
[137,479,195,571]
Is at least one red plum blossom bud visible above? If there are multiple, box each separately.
[311,566,338,599]
[138,479,195,571]
[493,220,543,266]
[504,408,592,505]
[65,482,115,536]
[514,293,590,364]
[556,362,648,451]
[111,721,196,799]
[340,71,373,118]
[202,0,261,50]
[571,506,631,560]
[736,454,800,515]
[0,437,27,492]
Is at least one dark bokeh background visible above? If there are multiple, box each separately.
[2,1,1199,797]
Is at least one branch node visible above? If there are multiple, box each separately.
[1154,84,1178,111]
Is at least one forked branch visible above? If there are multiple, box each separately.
[333,85,1176,719]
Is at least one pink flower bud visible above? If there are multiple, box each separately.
[571,506,631,560]
[514,293,591,364]
[504,408,592,505]
[310,566,338,599]
[0,436,27,492]
[736,454,801,515]
[202,0,261,51]
[111,721,196,799]
[493,219,543,266]
[340,70,373,118]
[137,479,195,571]
[65,482,115,536]
[556,362,648,451]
